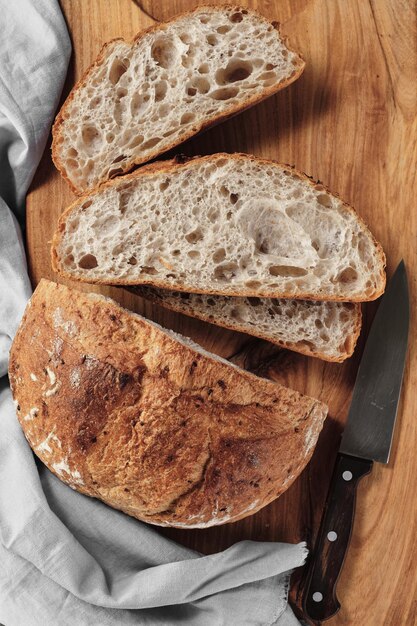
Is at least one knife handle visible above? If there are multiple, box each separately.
[303,453,373,622]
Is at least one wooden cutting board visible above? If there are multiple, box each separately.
[26,0,417,623]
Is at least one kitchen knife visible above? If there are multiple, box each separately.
[303,260,409,622]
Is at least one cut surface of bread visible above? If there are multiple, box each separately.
[9,280,327,528]
[52,5,304,193]
[52,153,386,301]
[132,286,362,362]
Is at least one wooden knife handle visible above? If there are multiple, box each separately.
[303,453,373,622]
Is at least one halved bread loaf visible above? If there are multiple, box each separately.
[132,286,362,362]
[9,280,327,528]
[52,5,304,193]
[52,153,386,301]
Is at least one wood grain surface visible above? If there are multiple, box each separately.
[26,1,417,624]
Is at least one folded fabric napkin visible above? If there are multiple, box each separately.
[0,1,307,624]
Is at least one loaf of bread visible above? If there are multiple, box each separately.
[9,280,327,528]
[132,286,362,362]
[51,6,304,193]
[52,153,386,301]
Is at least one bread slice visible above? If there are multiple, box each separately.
[52,153,386,301]
[9,280,327,528]
[51,6,304,193]
[132,286,362,362]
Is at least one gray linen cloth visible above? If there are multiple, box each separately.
[0,1,307,624]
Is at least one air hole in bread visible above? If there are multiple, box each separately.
[315,319,324,329]
[117,88,128,98]
[180,112,195,125]
[295,339,315,351]
[158,103,170,118]
[109,58,129,85]
[199,14,210,24]
[338,267,358,283]
[230,306,246,321]
[142,137,162,150]
[81,200,92,210]
[266,63,277,70]
[159,180,170,191]
[65,159,79,171]
[358,237,370,262]
[171,249,180,256]
[230,193,238,204]
[78,254,98,269]
[82,125,101,149]
[259,70,278,81]
[206,34,218,46]
[112,154,126,164]
[130,92,150,116]
[269,266,308,277]
[187,86,197,97]
[67,147,78,158]
[212,248,226,263]
[179,33,191,44]
[193,77,211,94]
[185,228,203,244]
[64,254,74,266]
[230,12,244,23]
[151,36,178,69]
[127,256,137,265]
[217,24,231,34]
[209,87,239,100]
[245,280,262,289]
[141,266,159,275]
[214,262,238,281]
[108,167,124,178]
[198,63,209,74]
[312,240,320,252]
[154,80,168,101]
[106,132,115,143]
[317,194,332,208]
[128,134,144,148]
[188,250,200,259]
[216,59,253,84]
[112,243,124,256]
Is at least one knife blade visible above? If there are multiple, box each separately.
[303,260,409,623]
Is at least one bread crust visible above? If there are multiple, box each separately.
[129,286,363,362]
[51,152,387,302]
[51,5,305,194]
[9,280,327,528]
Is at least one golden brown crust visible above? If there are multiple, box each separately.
[9,280,327,528]
[51,152,387,302]
[129,286,363,362]
[51,5,305,194]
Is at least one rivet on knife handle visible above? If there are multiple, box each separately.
[303,452,373,622]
